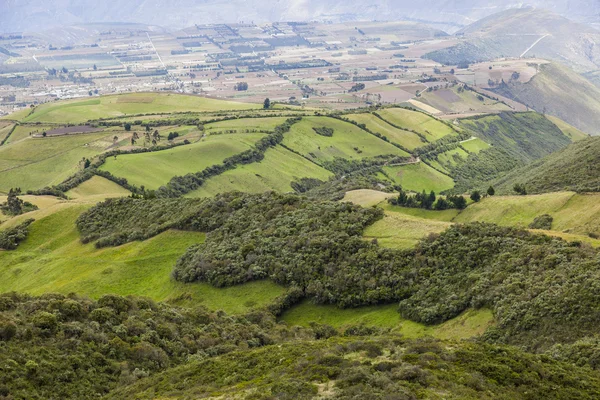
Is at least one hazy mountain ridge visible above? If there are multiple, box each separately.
[2,0,600,34]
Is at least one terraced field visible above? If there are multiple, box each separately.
[281,116,409,162]
[187,145,333,197]
[100,133,265,189]
[22,93,259,123]
[345,113,425,150]
[376,108,457,141]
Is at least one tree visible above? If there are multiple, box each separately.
[93,64,97,71]
[124,123,131,131]
[263,98,271,109]
[487,186,495,196]
[113,136,119,145]
[83,158,91,169]
[470,191,481,202]
[513,184,527,195]
[42,132,47,137]
[153,130,161,141]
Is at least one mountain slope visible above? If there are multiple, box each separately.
[491,136,600,194]
[425,8,600,73]
[490,63,600,135]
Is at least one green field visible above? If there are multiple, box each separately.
[342,189,395,207]
[187,145,333,197]
[22,93,259,123]
[346,113,425,150]
[281,301,494,339]
[65,175,131,200]
[455,192,600,237]
[100,133,265,189]
[0,205,285,314]
[0,133,113,193]
[383,162,455,193]
[0,108,32,121]
[436,146,470,167]
[546,115,589,142]
[363,210,452,250]
[203,117,289,133]
[4,124,53,144]
[382,203,460,221]
[281,116,409,162]
[460,137,491,153]
[377,108,456,141]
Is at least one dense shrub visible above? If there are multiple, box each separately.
[0,219,34,250]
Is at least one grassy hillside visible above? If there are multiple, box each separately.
[203,117,289,133]
[100,133,265,190]
[383,162,455,193]
[546,115,590,141]
[22,93,259,123]
[447,111,572,192]
[65,175,131,200]
[491,137,600,194]
[345,113,425,150]
[491,63,600,135]
[418,86,512,114]
[376,108,456,141]
[187,145,333,197]
[281,116,409,161]
[0,205,285,314]
[0,132,114,193]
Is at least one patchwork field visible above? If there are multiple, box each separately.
[460,137,490,153]
[187,145,333,197]
[100,133,265,189]
[383,162,455,193]
[0,205,285,314]
[419,87,512,114]
[342,189,395,207]
[376,108,457,141]
[345,113,425,150]
[281,116,409,162]
[0,132,113,193]
[22,93,260,123]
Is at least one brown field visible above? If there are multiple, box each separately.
[45,126,105,136]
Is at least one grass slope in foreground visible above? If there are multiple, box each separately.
[281,116,409,162]
[0,206,285,314]
[22,92,259,123]
[99,132,265,190]
[187,145,333,197]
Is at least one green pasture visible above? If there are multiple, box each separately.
[377,108,456,141]
[346,113,425,150]
[383,162,455,193]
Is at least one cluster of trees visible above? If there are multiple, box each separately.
[234,82,248,91]
[312,126,334,137]
[0,292,305,399]
[349,83,365,92]
[112,337,600,399]
[388,189,467,210]
[513,183,528,195]
[80,192,600,354]
[0,188,38,216]
[0,219,33,250]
